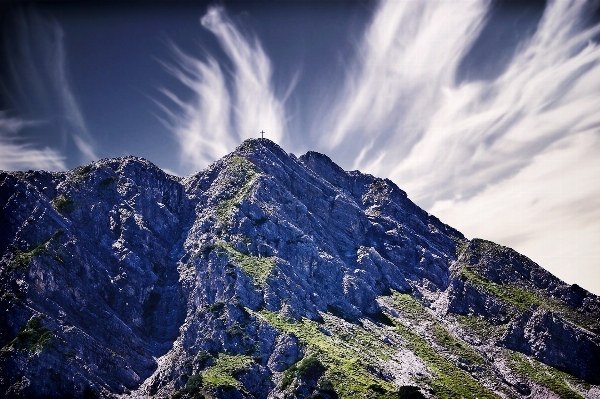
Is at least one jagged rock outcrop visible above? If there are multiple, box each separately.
[501,308,600,383]
[0,158,188,396]
[1,139,599,398]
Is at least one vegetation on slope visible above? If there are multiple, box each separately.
[507,350,586,399]
[214,241,275,287]
[456,240,599,333]
[259,309,400,398]
[385,292,499,399]
[216,156,259,225]
[202,353,253,389]
[3,316,52,354]
[9,229,63,270]
[52,194,75,213]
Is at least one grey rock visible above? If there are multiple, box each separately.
[1,139,598,398]
[267,334,303,372]
[501,308,600,383]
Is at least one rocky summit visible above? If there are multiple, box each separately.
[1,138,599,399]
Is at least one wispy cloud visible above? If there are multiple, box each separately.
[430,131,600,294]
[393,0,600,208]
[159,6,286,173]
[156,1,600,292]
[156,45,234,173]
[322,0,600,292]
[1,6,96,169]
[322,0,490,174]
[0,112,66,171]
[326,0,600,209]
[201,7,287,144]
[50,21,97,162]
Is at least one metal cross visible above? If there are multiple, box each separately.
[260,130,265,139]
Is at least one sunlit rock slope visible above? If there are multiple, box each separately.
[1,139,599,398]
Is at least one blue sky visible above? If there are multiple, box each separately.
[2,0,600,295]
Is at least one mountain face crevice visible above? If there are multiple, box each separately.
[1,138,599,398]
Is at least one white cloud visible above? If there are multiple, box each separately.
[157,44,235,173]
[201,7,286,144]
[0,113,66,171]
[392,0,600,209]
[430,131,600,295]
[160,6,286,173]
[2,7,97,168]
[322,0,490,170]
[323,0,600,294]
[325,0,600,206]
[50,22,97,163]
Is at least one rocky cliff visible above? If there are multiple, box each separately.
[1,138,599,398]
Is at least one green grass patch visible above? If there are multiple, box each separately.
[431,324,484,365]
[460,263,592,329]
[459,243,598,331]
[281,354,326,389]
[215,242,275,287]
[216,156,259,224]
[460,266,543,310]
[456,240,543,309]
[52,194,75,213]
[454,314,506,340]
[259,310,398,398]
[5,316,52,353]
[171,373,206,399]
[10,248,38,270]
[383,293,496,398]
[507,350,584,399]
[9,229,63,270]
[390,292,432,323]
[201,353,253,389]
[391,319,499,399]
[74,164,92,177]
[336,323,393,362]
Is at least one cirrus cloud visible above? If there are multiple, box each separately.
[0,112,66,171]
[158,6,287,174]
[159,0,600,294]
[1,6,97,171]
[324,0,600,210]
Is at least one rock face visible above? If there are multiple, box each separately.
[1,138,599,398]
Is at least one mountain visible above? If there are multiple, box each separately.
[1,138,599,399]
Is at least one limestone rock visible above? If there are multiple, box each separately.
[1,139,598,398]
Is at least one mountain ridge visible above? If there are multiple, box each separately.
[1,138,599,398]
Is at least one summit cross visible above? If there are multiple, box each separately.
[260,130,265,139]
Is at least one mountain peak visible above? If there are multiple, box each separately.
[234,137,286,158]
[1,141,599,398]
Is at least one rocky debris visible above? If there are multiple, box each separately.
[0,139,599,398]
